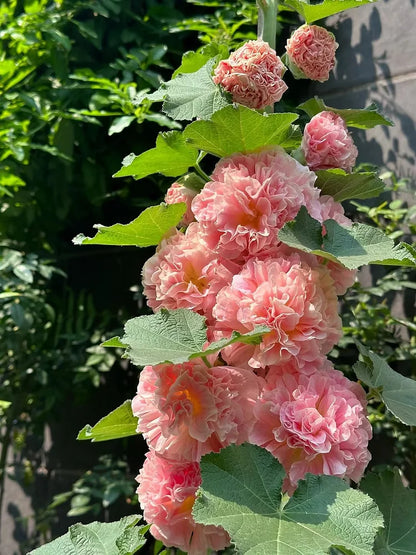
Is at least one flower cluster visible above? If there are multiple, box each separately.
[134,26,370,554]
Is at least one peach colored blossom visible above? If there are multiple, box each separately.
[250,363,372,494]
[213,39,287,109]
[212,253,342,369]
[192,148,320,263]
[132,360,262,461]
[137,451,230,554]
[142,223,234,323]
[164,181,197,227]
[285,24,338,82]
[302,111,358,172]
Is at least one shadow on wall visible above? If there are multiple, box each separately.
[309,1,416,185]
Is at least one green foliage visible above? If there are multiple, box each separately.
[361,469,416,554]
[298,97,393,129]
[315,169,385,202]
[183,105,301,157]
[354,343,416,426]
[193,444,383,555]
[77,401,138,443]
[281,0,379,24]
[73,204,186,247]
[278,207,416,270]
[113,132,199,179]
[28,515,147,555]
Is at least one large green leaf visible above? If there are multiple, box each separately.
[162,58,231,121]
[121,309,207,367]
[353,343,416,426]
[121,309,271,367]
[315,169,385,202]
[72,203,185,247]
[29,515,147,555]
[298,97,393,129]
[282,0,378,24]
[361,468,416,554]
[183,105,300,157]
[193,444,383,555]
[278,207,416,270]
[113,131,198,179]
[77,400,138,442]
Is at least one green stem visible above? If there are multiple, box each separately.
[256,0,279,50]
[194,161,211,183]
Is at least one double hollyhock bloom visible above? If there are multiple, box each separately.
[132,360,262,461]
[213,253,342,369]
[137,451,230,554]
[213,39,287,109]
[285,24,338,82]
[250,361,372,494]
[302,111,358,173]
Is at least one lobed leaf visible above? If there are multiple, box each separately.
[361,468,416,554]
[183,104,300,157]
[162,58,231,121]
[113,131,198,179]
[282,0,379,24]
[77,400,138,442]
[299,97,393,129]
[353,343,416,426]
[193,444,383,555]
[278,207,416,270]
[28,515,147,555]
[315,169,385,202]
[72,203,185,247]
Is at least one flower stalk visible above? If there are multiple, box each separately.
[256,0,279,50]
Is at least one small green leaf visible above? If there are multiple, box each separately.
[183,104,300,157]
[101,336,128,348]
[113,131,198,179]
[315,169,385,202]
[282,0,379,24]
[109,115,135,136]
[298,97,393,129]
[77,400,138,442]
[162,58,231,121]
[122,309,207,367]
[361,468,416,554]
[72,203,185,247]
[190,326,271,359]
[193,444,383,555]
[353,343,416,426]
[28,516,146,555]
[173,44,229,78]
[278,207,416,270]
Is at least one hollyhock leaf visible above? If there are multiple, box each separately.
[279,207,416,269]
[353,343,416,426]
[77,400,138,442]
[193,444,383,555]
[190,325,271,358]
[72,203,186,247]
[162,58,231,121]
[28,516,146,555]
[101,336,127,348]
[299,97,393,129]
[173,44,229,78]
[121,309,207,366]
[113,131,198,179]
[315,169,385,201]
[282,0,378,24]
[361,468,416,554]
[183,104,300,157]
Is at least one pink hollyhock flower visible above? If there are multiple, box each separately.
[213,253,342,369]
[250,363,372,494]
[142,223,234,322]
[137,451,230,554]
[164,181,197,227]
[132,360,262,461]
[192,148,320,262]
[285,24,338,82]
[302,111,358,172]
[213,39,287,109]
